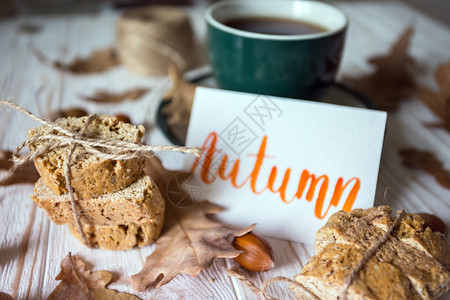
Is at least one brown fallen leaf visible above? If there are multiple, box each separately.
[0,292,14,300]
[48,253,140,300]
[17,23,42,35]
[344,26,416,111]
[32,45,119,74]
[48,108,88,121]
[130,157,255,291]
[417,62,450,133]
[0,150,39,186]
[81,88,149,103]
[399,148,450,189]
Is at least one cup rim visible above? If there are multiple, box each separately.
[205,0,348,41]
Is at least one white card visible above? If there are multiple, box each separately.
[183,87,386,243]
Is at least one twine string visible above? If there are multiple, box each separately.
[225,210,406,300]
[0,100,202,167]
[64,114,98,247]
[224,267,262,296]
[224,267,319,300]
[0,100,202,247]
[125,27,186,71]
[12,134,200,165]
[340,209,405,299]
[261,277,320,300]
[117,6,196,76]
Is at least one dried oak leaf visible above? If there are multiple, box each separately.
[48,253,140,300]
[33,45,119,74]
[0,150,39,186]
[131,202,255,291]
[399,148,450,189]
[344,26,416,111]
[130,157,255,291]
[81,88,149,104]
[417,62,450,132]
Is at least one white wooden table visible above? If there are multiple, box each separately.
[0,1,449,299]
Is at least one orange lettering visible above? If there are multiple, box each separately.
[334,177,361,212]
[295,171,329,201]
[190,133,362,220]
[315,177,360,219]
[248,136,270,194]
[190,132,218,184]
[267,167,292,203]
[218,156,246,188]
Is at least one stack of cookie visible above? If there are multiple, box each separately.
[29,116,165,250]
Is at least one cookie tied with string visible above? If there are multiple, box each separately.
[28,115,146,199]
[291,206,449,300]
[1,100,201,249]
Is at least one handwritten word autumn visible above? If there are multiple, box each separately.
[191,132,361,219]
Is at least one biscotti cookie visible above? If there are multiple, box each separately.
[28,115,145,199]
[291,206,449,300]
[68,219,164,250]
[31,174,165,226]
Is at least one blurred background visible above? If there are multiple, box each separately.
[1,0,449,27]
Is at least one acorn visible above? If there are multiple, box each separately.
[232,232,275,272]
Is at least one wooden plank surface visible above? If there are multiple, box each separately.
[0,1,449,299]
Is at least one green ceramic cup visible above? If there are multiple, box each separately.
[206,0,348,100]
